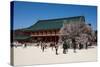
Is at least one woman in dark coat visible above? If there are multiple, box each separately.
[72,38,77,53]
[63,40,68,54]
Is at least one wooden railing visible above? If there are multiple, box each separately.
[31,33,59,36]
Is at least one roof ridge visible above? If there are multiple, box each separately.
[38,16,84,22]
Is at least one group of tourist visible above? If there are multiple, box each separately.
[11,36,96,55]
[36,38,93,55]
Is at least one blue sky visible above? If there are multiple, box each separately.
[12,1,97,30]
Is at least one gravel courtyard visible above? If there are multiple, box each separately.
[12,46,97,66]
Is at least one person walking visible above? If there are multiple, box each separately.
[50,42,54,51]
[24,43,27,48]
[63,40,68,54]
[85,41,89,49]
[41,42,45,52]
[55,42,59,55]
[72,38,77,53]
[79,43,82,50]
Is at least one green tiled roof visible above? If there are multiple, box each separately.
[23,16,85,31]
[13,34,31,40]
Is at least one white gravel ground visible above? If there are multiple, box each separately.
[13,46,97,66]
